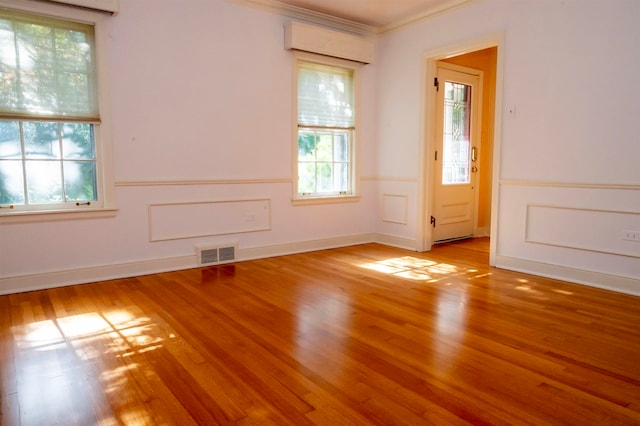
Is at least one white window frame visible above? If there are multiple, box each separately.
[0,0,115,223]
[292,51,361,205]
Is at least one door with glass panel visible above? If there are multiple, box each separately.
[432,65,481,242]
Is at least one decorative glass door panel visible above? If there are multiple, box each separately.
[442,81,471,185]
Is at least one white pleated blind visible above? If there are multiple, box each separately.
[0,9,99,122]
[298,62,354,128]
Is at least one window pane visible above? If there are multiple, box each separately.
[316,133,332,162]
[335,163,349,192]
[62,123,94,159]
[0,10,98,120]
[298,62,354,128]
[298,130,315,161]
[297,127,352,196]
[24,121,60,159]
[317,163,333,192]
[25,160,62,203]
[0,121,21,158]
[333,132,349,162]
[0,20,18,108]
[298,163,315,193]
[64,161,96,201]
[0,160,25,204]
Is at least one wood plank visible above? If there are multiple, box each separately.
[1,238,639,424]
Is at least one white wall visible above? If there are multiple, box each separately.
[0,0,378,294]
[375,0,640,293]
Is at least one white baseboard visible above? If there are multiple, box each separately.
[0,255,197,296]
[7,235,634,298]
[240,233,376,260]
[495,255,640,297]
[0,233,377,295]
[372,233,419,251]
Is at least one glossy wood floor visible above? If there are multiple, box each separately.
[1,239,640,425]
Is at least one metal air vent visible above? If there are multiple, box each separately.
[197,243,237,266]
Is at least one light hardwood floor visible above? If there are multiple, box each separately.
[1,238,639,425]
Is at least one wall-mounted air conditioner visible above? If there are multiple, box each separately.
[46,0,118,14]
[284,21,375,64]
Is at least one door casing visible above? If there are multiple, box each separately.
[417,33,504,266]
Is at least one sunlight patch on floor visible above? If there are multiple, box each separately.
[12,309,166,424]
[359,256,461,281]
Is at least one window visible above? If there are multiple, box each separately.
[0,4,112,218]
[294,55,358,202]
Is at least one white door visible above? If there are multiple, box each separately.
[432,65,482,243]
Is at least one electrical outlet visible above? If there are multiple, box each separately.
[622,230,640,242]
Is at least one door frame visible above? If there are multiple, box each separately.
[417,32,504,266]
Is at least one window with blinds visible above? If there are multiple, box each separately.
[296,60,356,199]
[0,8,101,211]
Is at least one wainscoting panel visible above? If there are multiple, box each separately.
[525,204,640,258]
[381,194,408,224]
[149,199,271,242]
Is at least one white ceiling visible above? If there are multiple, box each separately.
[246,0,473,32]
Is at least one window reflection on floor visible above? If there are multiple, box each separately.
[358,256,476,282]
[11,309,165,425]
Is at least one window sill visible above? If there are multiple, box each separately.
[292,195,360,206]
[0,207,119,224]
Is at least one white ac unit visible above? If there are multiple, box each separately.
[46,0,118,14]
[284,21,375,64]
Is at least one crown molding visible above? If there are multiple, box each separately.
[230,0,475,36]
[378,0,474,34]
[230,0,376,36]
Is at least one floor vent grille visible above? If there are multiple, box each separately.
[197,243,237,266]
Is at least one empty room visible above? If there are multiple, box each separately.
[1,0,639,424]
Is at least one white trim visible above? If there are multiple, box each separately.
[4,232,637,296]
[377,176,419,183]
[233,0,476,35]
[495,255,640,297]
[291,195,361,206]
[116,178,291,187]
[0,254,196,296]
[231,0,375,36]
[0,233,376,295]
[373,233,418,251]
[378,0,475,34]
[0,207,117,224]
[500,180,640,191]
[240,233,374,260]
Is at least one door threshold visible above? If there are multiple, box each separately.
[434,235,473,245]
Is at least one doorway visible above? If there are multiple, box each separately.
[421,43,500,259]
